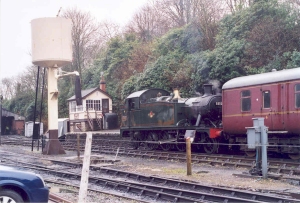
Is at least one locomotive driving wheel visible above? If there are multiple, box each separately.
[160,132,172,151]
[194,135,204,151]
[146,132,159,150]
[203,136,218,154]
[130,132,142,149]
[176,142,186,151]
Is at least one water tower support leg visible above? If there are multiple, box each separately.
[43,130,65,154]
[43,66,65,155]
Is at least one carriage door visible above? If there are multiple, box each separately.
[261,87,272,128]
[276,83,288,131]
[102,99,109,114]
[261,85,282,130]
[280,83,287,130]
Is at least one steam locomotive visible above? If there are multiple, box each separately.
[120,68,300,159]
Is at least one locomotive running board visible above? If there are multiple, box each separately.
[159,138,177,144]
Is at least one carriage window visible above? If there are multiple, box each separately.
[263,91,271,108]
[241,90,251,111]
[295,84,300,108]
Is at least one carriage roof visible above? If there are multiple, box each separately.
[222,67,300,90]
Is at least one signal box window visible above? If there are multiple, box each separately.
[86,100,94,110]
[295,84,300,108]
[70,101,76,112]
[241,90,251,111]
[94,100,101,111]
[263,91,271,108]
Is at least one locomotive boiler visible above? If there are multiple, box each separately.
[120,84,223,153]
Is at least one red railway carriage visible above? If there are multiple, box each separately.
[222,68,300,159]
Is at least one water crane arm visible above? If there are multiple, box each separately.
[55,68,82,105]
[56,68,79,79]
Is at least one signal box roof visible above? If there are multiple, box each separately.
[223,67,300,90]
[67,87,111,101]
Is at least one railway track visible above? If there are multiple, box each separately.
[48,193,73,203]
[92,147,300,176]
[2,136,300,178]
[1,152,299,203]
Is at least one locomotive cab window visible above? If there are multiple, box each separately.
[128,98,140,110]
[295,84,300,108]
[263,91,271,108]
[131,102,135,109]
[241,90,251,111]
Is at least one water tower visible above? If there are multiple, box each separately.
[31,17,72,155]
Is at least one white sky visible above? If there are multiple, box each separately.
[0,0,148,79]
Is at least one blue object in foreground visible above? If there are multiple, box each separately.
[0,165,49,203]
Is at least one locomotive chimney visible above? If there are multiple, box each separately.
[203,84,213,97]
[99,74,106,92]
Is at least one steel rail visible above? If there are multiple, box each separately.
[49,193,73,203]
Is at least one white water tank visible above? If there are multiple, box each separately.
[31,17,72,67]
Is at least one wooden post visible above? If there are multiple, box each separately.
[78,132,92,203]
[186,138,192,175]
[77,134,80,161]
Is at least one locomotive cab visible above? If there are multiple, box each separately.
[121,89,173,134]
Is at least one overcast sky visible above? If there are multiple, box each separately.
[0,0,148,79]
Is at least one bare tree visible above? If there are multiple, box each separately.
[0,65,46,100]
[192,0,228,50]
[157,0,197,27]
[126,1,171,41]
[244,16,300,68]
[1,77,17,99]
[226,0,254,13]
[62,7,101,77]
[99,20,121,44]
[283,0,300,8]
[17,66,42,94]
[290,0,300,5]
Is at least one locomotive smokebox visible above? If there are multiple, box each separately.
[183,84,222,126]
